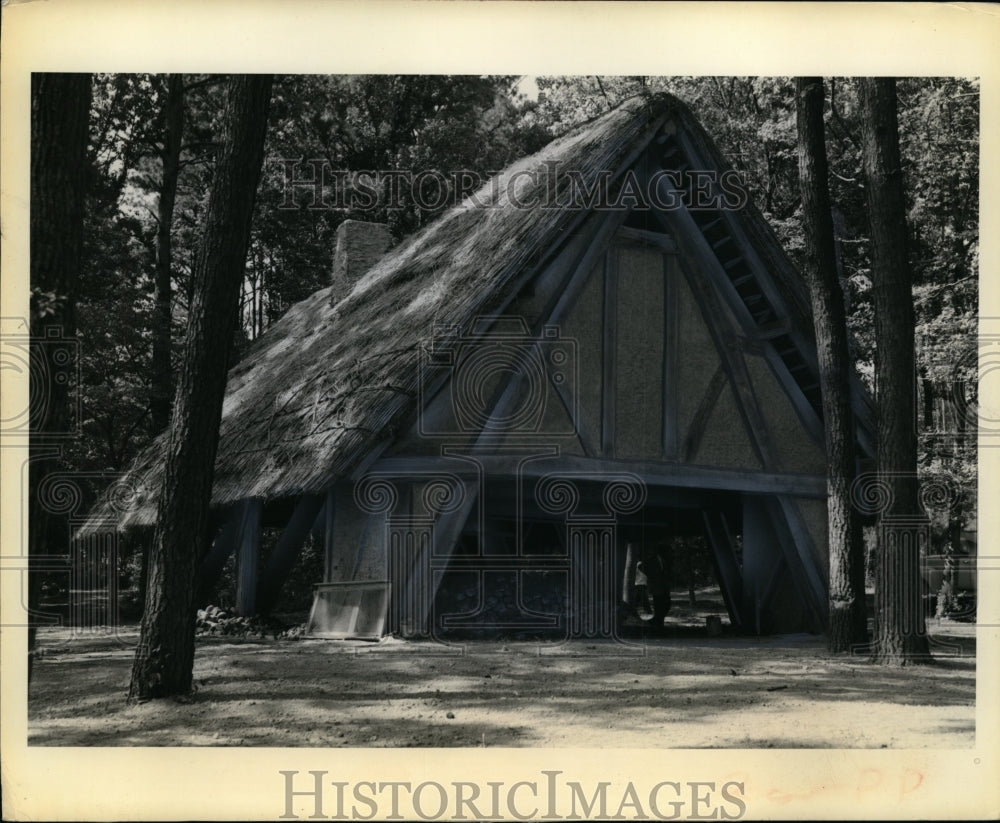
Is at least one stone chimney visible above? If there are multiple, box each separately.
[330,219,393,305]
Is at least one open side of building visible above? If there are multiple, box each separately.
[82,94,875,640]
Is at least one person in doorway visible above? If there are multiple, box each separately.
[641,546,672,628]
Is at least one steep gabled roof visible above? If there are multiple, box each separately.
[83,92,869,533]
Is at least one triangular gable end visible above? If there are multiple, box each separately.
[388,149,829,482]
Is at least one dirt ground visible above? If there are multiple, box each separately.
[28,615,975,749]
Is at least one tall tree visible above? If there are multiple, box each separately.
[795,77,867,652]
[143,74,185,604]
[28,73,92,682]
[129,75,273,700]
[150,74,185,434]
[858,77,930,664]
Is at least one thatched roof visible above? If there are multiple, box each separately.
[82,92,833,533]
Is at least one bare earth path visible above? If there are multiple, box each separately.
[28,622,974,748]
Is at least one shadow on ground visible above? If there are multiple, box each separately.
[27,621,976,748]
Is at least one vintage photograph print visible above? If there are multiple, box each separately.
[3,3,998,821]
[24,72,979,749]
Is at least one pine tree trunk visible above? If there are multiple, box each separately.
[150,74,185,434]
[29,73,92,683]
[794,77,867,652]
[138,533,151,609]
[128,75,272,701]
[858,77,930,664]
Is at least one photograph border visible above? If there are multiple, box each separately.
[2,1,998,819]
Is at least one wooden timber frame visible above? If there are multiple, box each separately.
[169,96,881,640]
[199,205,835,635]
[299,189,834,637]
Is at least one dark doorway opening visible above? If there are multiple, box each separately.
[430,479,743,640]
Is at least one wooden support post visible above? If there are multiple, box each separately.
[774,496,828,628]
[675,251,777,471]
[322,486,336,582]
[234,498,263,617]
[741,496,788,634]
[701,510,746,632]
[398,478,478,637]
[309,498,326,546]
[256,493,326,614]
[680,363,727,462]
[198,505,241,603]
[662,253,681,460]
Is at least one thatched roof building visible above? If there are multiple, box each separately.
[85,93,875,639]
